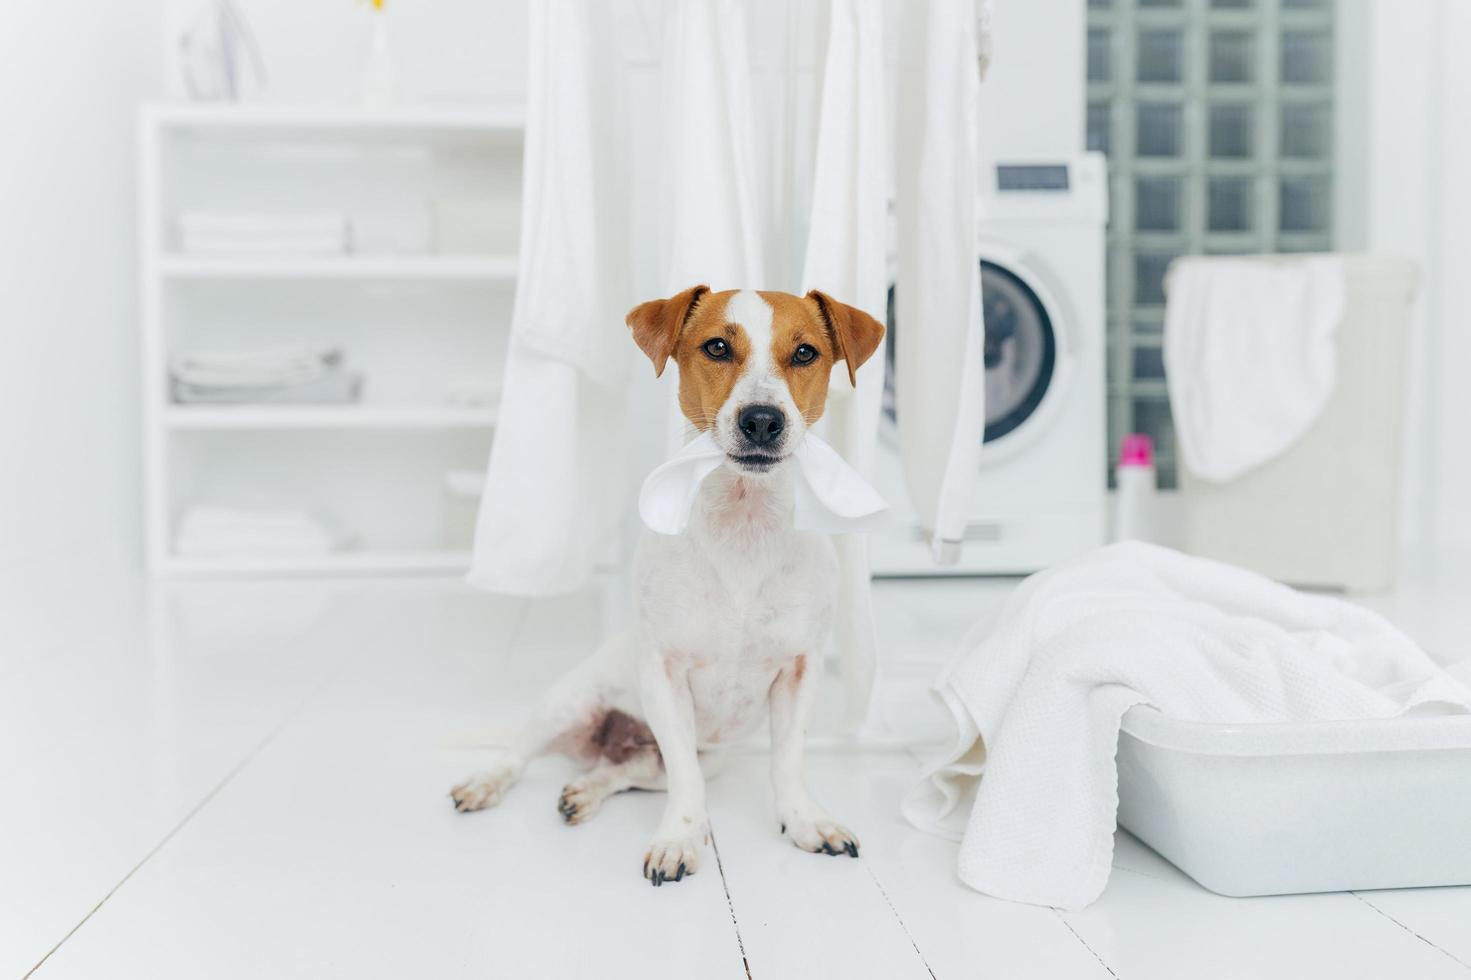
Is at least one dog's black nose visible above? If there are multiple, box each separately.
[738,404,785,447]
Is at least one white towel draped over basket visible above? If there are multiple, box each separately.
[903,542,1471,911]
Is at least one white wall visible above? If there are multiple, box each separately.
[164,0,529,106]
[1425,1,1471,550]
[978,0,1085,162]
[0,3,166,568]
[1346,0,1471,552]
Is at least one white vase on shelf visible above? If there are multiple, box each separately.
[359,2,397,106]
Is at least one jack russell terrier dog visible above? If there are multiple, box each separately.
[450,285,885,885]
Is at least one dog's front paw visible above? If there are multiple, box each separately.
[781,811,860,858]
[642,827,707,886]
[449,765,518,813]
[557,780,604,825]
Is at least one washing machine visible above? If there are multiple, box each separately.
[869,153,1108,576]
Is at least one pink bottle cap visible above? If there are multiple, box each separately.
[1119,433,1154,468]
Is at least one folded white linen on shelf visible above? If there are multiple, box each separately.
[1164,255,1346,483]
[171,346,344,388]
[176,211,348,256]
[902,542,1471,911]
[175,505,349,556]
[348,211,431,256]
[170,346,360,405]
[637,431,889,536]
[179,235,345,256]
[444,372,501,408]
[170,371,362,405]
[177,212,347,236]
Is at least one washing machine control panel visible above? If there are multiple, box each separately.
[996,164,1070,192]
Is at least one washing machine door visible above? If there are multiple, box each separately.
[883,256,1060,455]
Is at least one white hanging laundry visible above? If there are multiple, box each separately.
[1164,255,1346,483]
[467,0,629,596]
[652,0,767,444]
[637,431,889,537]
[658,0,767,295]
[799,0,889,727]
[651,0,769,468]
[893,0,987,565]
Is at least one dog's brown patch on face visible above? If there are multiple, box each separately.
[761,291,837,427]
[628,286,886,432]
[805,289,887,387]
[670,290,746,431]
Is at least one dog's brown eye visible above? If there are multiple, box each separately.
[792,344,818,365]
[702,338,730,360]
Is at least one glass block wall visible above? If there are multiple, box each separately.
[1086,0,1335,487]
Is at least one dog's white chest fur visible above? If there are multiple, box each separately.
[632,465,837,745]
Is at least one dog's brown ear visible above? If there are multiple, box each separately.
[806,290,886,387]
[625,285,710,377]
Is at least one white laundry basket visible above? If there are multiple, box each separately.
[1116,705,1471,897]
[1173,255,1419,591]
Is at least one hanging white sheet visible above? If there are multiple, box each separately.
[799,0,889,726]
[893,0,986,565]
[659,0,767,294]
[467,0,628,595]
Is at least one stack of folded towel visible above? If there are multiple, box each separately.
[170,346,363,404]
[176,505,350,557]
[177,212,349,256]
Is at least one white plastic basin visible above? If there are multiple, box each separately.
[1116,705,1471,897]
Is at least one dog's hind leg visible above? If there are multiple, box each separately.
[450,638,624,814]
[557,745,664,825]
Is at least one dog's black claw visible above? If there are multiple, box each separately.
[675,862,686,881]
[845,842,859,858]
[779,823,786,834]
[821,841,838,855]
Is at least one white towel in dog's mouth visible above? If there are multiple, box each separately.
[638,431,889,536]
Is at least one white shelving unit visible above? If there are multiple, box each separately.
[160,405,500,431]
[139,103,522,576]
[159,254,520,281]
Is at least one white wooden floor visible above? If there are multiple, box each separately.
[5,550,1471,979]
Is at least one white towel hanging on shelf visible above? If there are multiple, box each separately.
[1164,255,1346,483]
